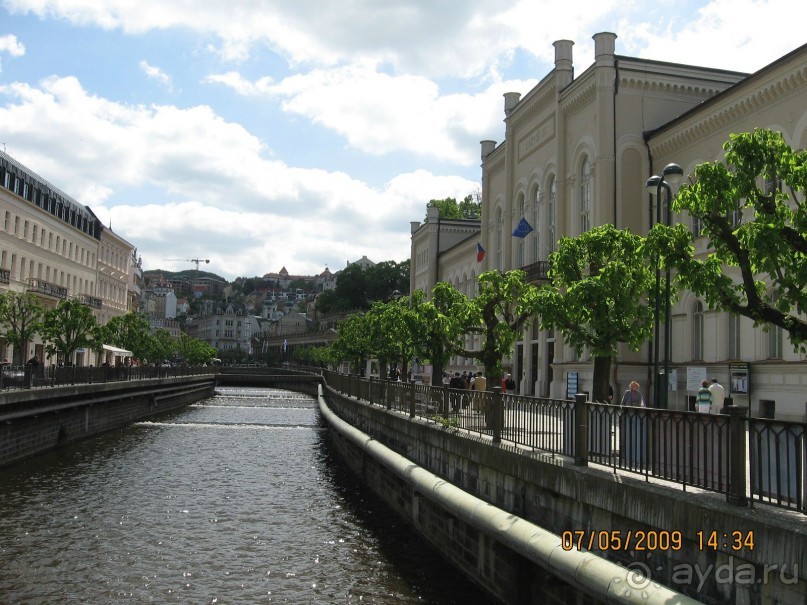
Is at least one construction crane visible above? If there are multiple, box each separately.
[164,258,211,271]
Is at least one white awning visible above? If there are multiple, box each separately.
[102,344,133,356]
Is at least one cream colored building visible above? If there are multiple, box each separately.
[0,151,136,365]
[411,32,807,420]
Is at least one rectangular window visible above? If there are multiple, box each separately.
[728,314,741,359]
[768,324,783,359]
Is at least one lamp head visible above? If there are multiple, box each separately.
[662,163,683,186]
[646,175,662,195]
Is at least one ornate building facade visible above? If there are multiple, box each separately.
[411,32,807,420]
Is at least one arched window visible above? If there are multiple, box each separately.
[548,177,556,254]
[515,194,525,268]
[580,157,591,234]
[531,185,541,262]
[495,207,503,271]
[692,301,704,360]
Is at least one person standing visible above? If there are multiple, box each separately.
[620,381,645,406]
[471,371,487,415]
[619,381,646,468]
[708,378,725,414]
[696,379,712,413]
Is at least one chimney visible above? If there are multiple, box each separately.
[504,92,521,116]
[480,140,497,160]
[553,39,574,87]
[593,31,617,62]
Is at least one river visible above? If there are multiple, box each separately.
[0,386,494,604]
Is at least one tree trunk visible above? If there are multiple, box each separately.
[592,355,612,403]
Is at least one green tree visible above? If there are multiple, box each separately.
[146,329,176,363]
[101,312,153,361]
[538,225,656,402]
[456,270,541,387]
[649,129,807,349]
[364,294,420,379]
[330,312,373,374]
[425,194,481,220]
[40,299,101,364]
[365,260,410,300]
[410,285,468,386]
[176,333,217,364]
[0,291,44,364]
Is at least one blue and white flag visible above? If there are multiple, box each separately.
[512,217,534,238]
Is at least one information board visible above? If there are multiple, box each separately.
[566,371,579,400]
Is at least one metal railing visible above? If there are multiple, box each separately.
[321,370,807,515]
[1,364,213,390]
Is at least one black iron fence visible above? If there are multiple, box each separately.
[1,364,212,390]
[321,370,806,515]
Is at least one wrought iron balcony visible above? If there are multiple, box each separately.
[522,260,550,283]
[0,268,9,284]
[27,278,69,299]
[78,293,103,309]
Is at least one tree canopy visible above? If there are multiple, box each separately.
[315,260,410,314]
[456,270,541,385]
[648,129,807,350]
[39,298,101,364]
[0,291,44,364]
[425,194,482,221]
[538,225,656,402]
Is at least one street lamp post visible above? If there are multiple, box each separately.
[646,163,683,408]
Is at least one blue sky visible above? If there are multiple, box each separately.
[1,0,804,281]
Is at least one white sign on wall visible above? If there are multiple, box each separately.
[686,366,707,392]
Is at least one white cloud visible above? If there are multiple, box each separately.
[0,75,477,279]
[208,63,535,165]
[0,33,25,56]
[138,60,173,90]
[0,33,25,71]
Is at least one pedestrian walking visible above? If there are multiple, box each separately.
[696,380,712,413]
[708,378,725,413]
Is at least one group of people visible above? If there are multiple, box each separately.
[445,371,516,394]
[619,378,725,413]
[696,378,726,414]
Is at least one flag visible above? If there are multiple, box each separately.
[512,217,534,238]
[476,242,486,262]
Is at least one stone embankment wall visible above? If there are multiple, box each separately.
[0,377,216,467]
[321,385,806,605]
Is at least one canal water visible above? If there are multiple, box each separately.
[0,386,495,604]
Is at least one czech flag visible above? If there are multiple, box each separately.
[476,242,486,262]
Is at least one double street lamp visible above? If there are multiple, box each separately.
[646,163,683,408]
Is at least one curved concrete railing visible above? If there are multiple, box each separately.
[318,385,703,605]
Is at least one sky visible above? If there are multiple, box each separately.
[1,0,805,282]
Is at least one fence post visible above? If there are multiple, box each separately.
[574,393,589,466]
[386,380,392,410]
[409,381,416,418]
[442,384,449,417]
[492,386,503,443]
[727,405,749,507]
[368,376,374,405]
